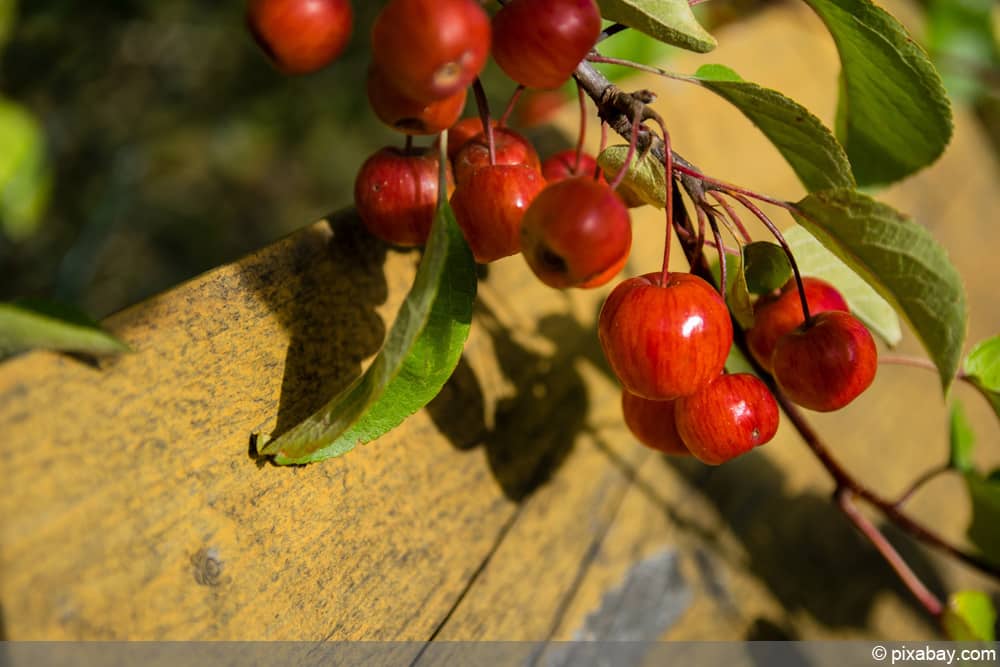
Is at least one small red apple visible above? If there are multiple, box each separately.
[491,0,602,90]
[772,310,878,412]
[372,0,490,102]
[621,390,690,456]
[354,147,453,247]
[520,177,631,289]
[247,0,353,75]
[598,272,733,400]
[541,149,604,183]
[452,127,542,185]
[450,164,545,263]
[674,373,779,465]
[367,66,467,136]
[746,277,849,372]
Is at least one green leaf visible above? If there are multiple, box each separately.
[943,590,997,642]
[964,472,1000,566]
[595,0,716,54]
[964,336,1000,419]
[596,145,666,209]
[782,224,901,346]
[0,97,52,240]
[949,400,976,473]
[599,21,676,82]
[707,251,753,330]
[742,241,791,295]
[257,202,478,464]
[926,0,1000,103]
[689,64,854,192]
[0,300,129,358]
[802,0,953,186]
[791,191,966,389]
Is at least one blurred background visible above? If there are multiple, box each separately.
[0,0,996,318]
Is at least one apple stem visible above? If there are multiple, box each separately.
[472,78,496,166]
[836,488,944,617]
[608,107,642,192]
[709,191,753,243]
[404,135,413,154]
[892,463,951,509]
[499,84,524,127]
[656,118,675,283]
[596,23,629,44]
[573,82,587,175]
[707,211,727,302]
[727,191,812,323]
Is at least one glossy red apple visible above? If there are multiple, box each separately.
[372,0,490,102]
[598,272,733,400]
[541,149,604,183]
[354,147,453,247]
[746,277,849,372]
[520,177,631,288]
[247,0,353,74]
[491,0,602,90]
[450,164,545,263]
[674,373,779,465]
[453,127,542,185]
[621,391,690,456]
[772,310,878,412]
[367,65,467,135]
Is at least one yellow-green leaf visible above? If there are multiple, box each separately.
[943,590,996,641]
[596,0,716,53]
[0,300,129,358]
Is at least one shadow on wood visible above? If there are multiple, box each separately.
[238,212,389,445]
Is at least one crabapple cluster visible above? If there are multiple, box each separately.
[247,0,880,468]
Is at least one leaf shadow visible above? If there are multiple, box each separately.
[427,304,592,502]
[238,211,390,462]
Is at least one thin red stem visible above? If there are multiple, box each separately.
[727,192,811,322]
[500,84,525,127]
[472,78,496,165]
[574,82,587,174]
[708,212,727,301]
[608,109,642,191]
[709,191,753,244]
[837,488,944,617]
[893,464,951,509]
[658,121,675,283]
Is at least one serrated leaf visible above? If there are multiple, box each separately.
[965,336,1000,420]
[597,145,665,209]
[943,590,997,642]
[783,224,901,346]
[791,191,966,389]
[742,241,791,295]
[964,472,1000,566]
[690,64,854,192]
[949,400,975,473]
[0,299,129,358]
[257,202,477,464]
[596,0,716,54]
[0,97,52,240]
[802,0,953,186]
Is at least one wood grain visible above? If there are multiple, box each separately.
[2,1,998,642]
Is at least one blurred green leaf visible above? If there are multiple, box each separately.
[965,335,1000,419]
[965,472,1000,566]
[0,0,14,50]
[596,0,716,53]
[949,400,975,473]
[791,192,966,389]
[783,224,901,346]
[257,201,477,464]
[690,64,855,192]
[926,0,1000,103]
[803,0,953,186]
[0,299,129,358]
[742,241,791,295]
[943,590,997,641]
[0,97,52,241]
